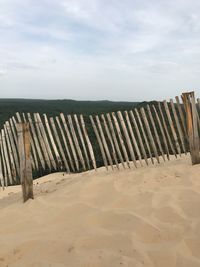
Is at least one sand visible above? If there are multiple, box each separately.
[0,155,200,267]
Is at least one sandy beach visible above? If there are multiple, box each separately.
[0,155,200,267]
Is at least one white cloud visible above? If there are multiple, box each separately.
[0,68,7,76]
[0,0,200,100]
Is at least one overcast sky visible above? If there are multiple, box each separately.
[0,0,200,101]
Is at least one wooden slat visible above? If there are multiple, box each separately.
[195,98,200,129]
[74,114,90,170]
[191,93,200,163]
[147,105,165,161]
[17,123,34,202]
[0,152,4,188]
[1,129,13,185]
[43,114,62,169]
[101,114,119,169]
[4,124,17,182]
[175,96,187,136]
[90,115,108,170]
[197,98,200,120]
[140,107,160,163]
[182,92,200,164]
[194,98,200,129]
[106,113,125,169]
[196,99,200,129]
[170,99,187,154]
[134,108,154,164]
[5,121,20,176]
[152,105,170,160]
[10,117,18,148]
[16,112,21,124]
[96,115,114,170]
[60,113,79,171]
[22,113,39,171]
[117,111,137,168]
[112,112,130,168]
[124,111,143,166]
[36,113,57,170]
[0,134,8,187]
[16,112,36,171]
[196,106,200,129]
[80,115,97,171]
[67,115,86,171]
[56,116,75,172]
[49,117,70,173]
[197,98,200,110]
[158,102,177,158]
[129,110,148,165]
[27,113,46,170]
[196,100,200,130]
[163,100,181,156]
[33,113,51,170]
[0,137,5,188]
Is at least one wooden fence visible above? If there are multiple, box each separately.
[0,94,199,188]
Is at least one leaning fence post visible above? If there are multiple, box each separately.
[182,91,200,165]
[17,123,34,202]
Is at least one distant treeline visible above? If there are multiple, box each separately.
[0,99,140,129]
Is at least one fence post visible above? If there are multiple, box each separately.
[182,91,200,165]
[17,122,34,202]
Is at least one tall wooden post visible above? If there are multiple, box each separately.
[17,123,34,202]
[182,92,200,165]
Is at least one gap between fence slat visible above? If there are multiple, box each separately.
[112,112,130,168]
[158,102,177,158]
[170,99,187,154]
[106,113,125,169]
[101,114,119,169]
[96,115,114,170]
[68,115,86,171]
[147,105,165,161]
[134,108,154,164]
[43,114,63,170]
[163,101,181,156]
[56,116,75,172]
[49,117,70,173]
[152,105,170,160]
[60,113,79,171]
[140,107,160,164]
[117,111,137,168]
[90,115,108,170]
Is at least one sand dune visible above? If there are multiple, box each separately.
[0,155,200,266]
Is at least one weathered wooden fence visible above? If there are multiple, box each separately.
[0,94,199,189]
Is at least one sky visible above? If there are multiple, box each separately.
[0,0,200,101]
